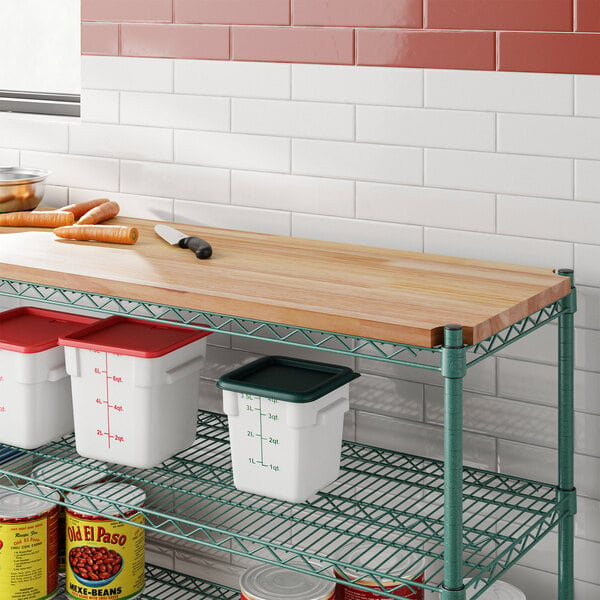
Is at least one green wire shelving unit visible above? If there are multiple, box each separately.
[0,273,577,600]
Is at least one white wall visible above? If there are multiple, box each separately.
[1,56,599,599]
[0,0,80,94]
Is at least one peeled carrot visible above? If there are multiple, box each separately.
[54,225,138,245]
[77,201,120,225]
[0,210,74,228]
[57,198,110,219]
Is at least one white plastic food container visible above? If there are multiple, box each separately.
[218,356,359,503]
[0,307,96,449]
[59,316,211,468]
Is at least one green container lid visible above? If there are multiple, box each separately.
[217,355,359,403]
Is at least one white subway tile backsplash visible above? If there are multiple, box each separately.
[231,171,354,216]
[575,328,600,372]
[351,374,424,421]
[0,148,19,164]
[576,497,600,543]
[357,182,495,232]
[291,213,423,251]
[293,139,423,185]
[425,386,558,450]
[498,440,600,499]
[424,229,572,270]
[425,70,573,115]
[498,113,600,160]
[21,151,119,191]
[575,244,600,287]
[232,98,353,141]
[292,64,423,107]
[174,199,290,235]
[70,123,173,162]
[121,160,230,204]
[0,115,69,153]
[356,412,497,471]
[43,185,68,207]
[69,188,174,221]
[175,59,290,99]
[575,160,600,202]
[425,149,573,199]
[121,92,230,131]
[498,358,600,416]
[358,351,496,395]
[80,90,119,124]
[576,286,600,330]
[175,130,290,173]
[357,106,495,151]
[575,75,600,118]
[82,56,173,92]
[497,195,600,244]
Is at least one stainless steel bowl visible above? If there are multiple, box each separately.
[0,167,51,213]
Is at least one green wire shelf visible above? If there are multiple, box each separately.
[55,563,239,599]
[0,411,567,599]
[0,278,567,373]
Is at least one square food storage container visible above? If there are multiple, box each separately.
[217,356,359,503]
[0,307,97,449]
[58,316,211,468]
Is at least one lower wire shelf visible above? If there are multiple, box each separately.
[0,410,567,600]
[56,563,238,599]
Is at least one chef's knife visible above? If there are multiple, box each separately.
[154,224,212,259]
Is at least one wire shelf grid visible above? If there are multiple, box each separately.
[0,411,566,599]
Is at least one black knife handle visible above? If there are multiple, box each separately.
[179,236,212,259]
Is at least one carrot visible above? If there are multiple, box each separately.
[54,225,139,245]
[0,210,74,228]
[57,198,110,219]
[77,200,120,225]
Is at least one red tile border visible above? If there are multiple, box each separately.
[232,26,354,64]
[82,0,173,23]
[79,2,600,75]
[575,0,600,32]
[175,0,289,26]
[426,0,572,31]
[293,0,422,28]
[121,24,230,59]
[356,29,495,70]
[498,32,600,75]
[81,23,120,56]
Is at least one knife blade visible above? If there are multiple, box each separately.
[154,224,212,259]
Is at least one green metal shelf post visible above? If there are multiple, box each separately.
[557,269,577,600]
[441,325,467,600]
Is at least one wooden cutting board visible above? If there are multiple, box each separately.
[0,216,570,347]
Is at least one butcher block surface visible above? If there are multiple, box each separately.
[0,216,570,347]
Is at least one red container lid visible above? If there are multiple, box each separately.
[0,307,97,353]
[58,315,211,358]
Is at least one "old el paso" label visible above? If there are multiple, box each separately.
[65,510,145,600]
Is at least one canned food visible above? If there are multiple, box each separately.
[65,483,146,600]
[241,565,335,600]
[334,546,425,600]
[465,578,526,599]
[0,485,60,600]
[32,460,107,571]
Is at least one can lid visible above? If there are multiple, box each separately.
[0,485,59,518]
[217,355,359,403]
[58,315,211,358]
[465,579,526,600]
[240,565,335,600]
[31,459,107,490]
[334,545,426,585]
[0,307,97,353]
[66,483,146,516]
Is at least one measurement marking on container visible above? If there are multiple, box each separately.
[93,354,125,449]
[245,395,281,473]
